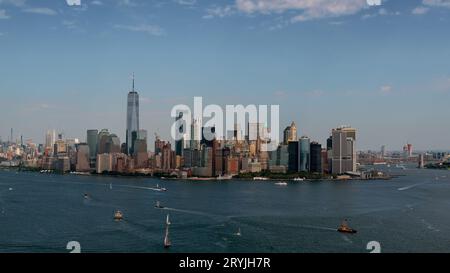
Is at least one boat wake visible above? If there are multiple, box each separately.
[398,182,430,191]
[162,207,212,216]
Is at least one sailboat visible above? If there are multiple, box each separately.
[164,214,172,248]
[109,183,113,190]
[235,227,242,236]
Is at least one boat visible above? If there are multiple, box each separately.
[109,183,113,190]
[337,219,357,234]
[84,193,89,199]
[114,210,123,221]
[253,177,269,181]
[235,228,242,236]
[155,201,165,209]
[156,184,167,192]
[293,177,305,181]
[164,214,172,248]
[217,174,233,180]
[275,182,288,186]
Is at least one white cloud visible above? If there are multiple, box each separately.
[423,0,450,8]
[203,5,235,19]
[0,9,10,19]
[0,0,26,7]
[117,0,137,7]
[66,0,81,6]
[174,0,196,6]
[23,7,57,15]
[412,6,429,15]
[379,85,393,95]
[114,24,165,36]
[236,0,370,22]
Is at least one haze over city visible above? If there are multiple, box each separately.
[1,0,450,150]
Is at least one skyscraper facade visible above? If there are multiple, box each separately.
[126,76,140,155]
[283,122,298,144]
[87,129,98,161]
[331,126,356,174]
[310,142,322,173]
[288,141,299,172]
[299,136,310,172]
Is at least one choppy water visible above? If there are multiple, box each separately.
[0,166,449,253]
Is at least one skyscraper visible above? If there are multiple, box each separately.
[175,112,184,156]
[331,126,357,174]
[299,136,310,172]
[283,122,298,144]
[45,130,56,150]
[126,75,140,155]
[87,129,98,161]
[288,141,299,172]
[310,142,322,173]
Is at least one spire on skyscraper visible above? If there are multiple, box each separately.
[132,73,135,92]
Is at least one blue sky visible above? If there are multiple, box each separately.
[0,0,450,151]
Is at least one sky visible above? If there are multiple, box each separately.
[0,0,450,151]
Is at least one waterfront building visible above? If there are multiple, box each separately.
[288,141,299,172]
[86,129,98,164]
[134,139,148,168]
[331,126,357,174]
[321,148,329,174]
[126,75,140,155]
[299,136,310,172]
[76,143,90,172]
[96,153,112,174]
[162,142,173,171]
[55,157,70,173]
[279,145,289,167]
[226,157,239,175]
[310,142,322,173]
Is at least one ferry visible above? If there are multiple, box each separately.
[217,174,233,180]
[253,177,269,181]
[293,177,305,181]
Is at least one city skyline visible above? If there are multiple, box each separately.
[1,0,450,150]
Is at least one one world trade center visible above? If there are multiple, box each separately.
[126,74,140,155]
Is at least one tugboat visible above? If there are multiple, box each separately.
[164,214,172,248]
[114,210,123,221]
[155,201,165,209]
[337,219,357,234]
